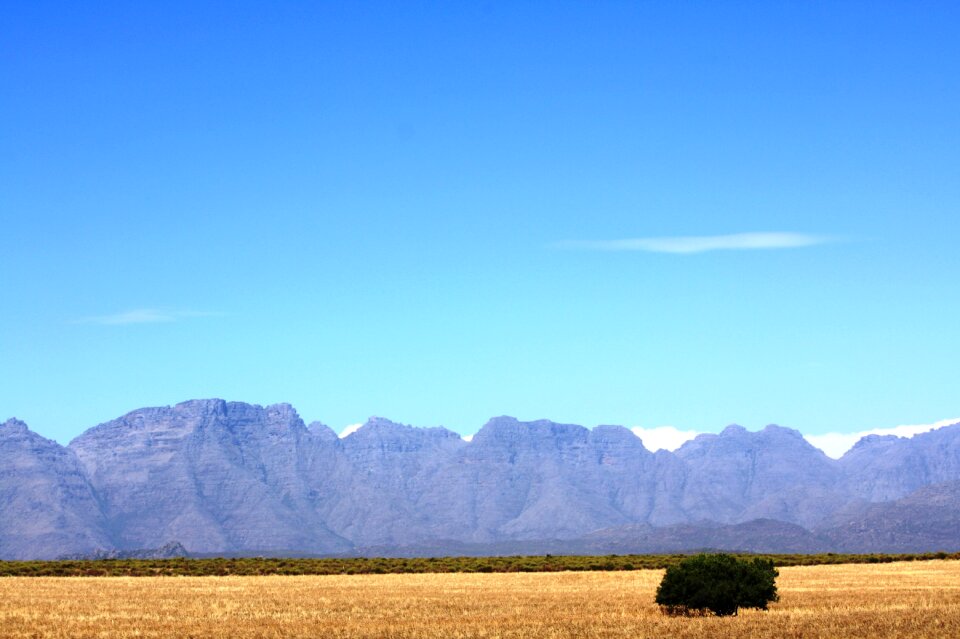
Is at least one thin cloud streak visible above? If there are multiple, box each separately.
[75,309,221,326]
[556,232,832,254]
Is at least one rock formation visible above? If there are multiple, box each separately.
[1,401,958,559]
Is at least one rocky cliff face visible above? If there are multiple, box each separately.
[819,481,960,552]
[420,418,648,542]
[69,400,350,554]
[316,417,466,546]
[674,424,848,527]
[0,419,112,559]
[840,423,960,501]
[2,402,960,559]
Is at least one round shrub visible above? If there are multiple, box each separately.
[655,553,778,617]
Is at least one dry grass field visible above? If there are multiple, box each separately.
[1,560,958,638]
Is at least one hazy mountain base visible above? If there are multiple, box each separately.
[2,400,959,559]
[351,488,960,557]
[61,485,960,559]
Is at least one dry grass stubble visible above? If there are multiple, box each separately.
[1,560,959,638]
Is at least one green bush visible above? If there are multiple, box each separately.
[655,553,778,617]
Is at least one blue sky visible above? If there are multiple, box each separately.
[2,1,959,444]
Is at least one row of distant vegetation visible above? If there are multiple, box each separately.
[0,551,956,577]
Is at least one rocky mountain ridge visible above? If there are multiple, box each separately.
[2,401,959,559]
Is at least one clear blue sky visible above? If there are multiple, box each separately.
[2,1,958,443]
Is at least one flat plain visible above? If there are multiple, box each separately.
[1,560,958,638]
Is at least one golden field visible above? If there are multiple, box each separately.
[1,560,959,638]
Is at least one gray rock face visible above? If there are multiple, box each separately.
[0,419,112,559]
[315,417,466,546]
[841,423,960,502]
[351,519,832,557]
[414,418,685,542]
[674,425,848,527]
[69,400,350,555]
[818,481,960,552]
[3,402,960,559]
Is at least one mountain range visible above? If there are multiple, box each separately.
[2,399,959,560]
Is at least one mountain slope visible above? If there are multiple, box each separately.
[675,424,847,527]
[0,419,112,559]
[69,400,351,554]
[315,417,466,546]
[840,423,960,502]
[2,401,960,559]
[819,481,960,552]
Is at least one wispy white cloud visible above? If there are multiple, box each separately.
[76,309,221,325]
[339,423,363,438]
[630,425,702,452]
[461,434,474,442]
[556,232,831,254]
[805,417,960,459]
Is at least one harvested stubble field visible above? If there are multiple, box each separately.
[1,560,958,638]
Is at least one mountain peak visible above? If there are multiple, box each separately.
[342,416,462,443]
[0,419,38,444]
[475,416,588,438]
[590,424,636,438]
[364,416,407,429]
[1,418,30,433]
[265,402,297,415]
[721,424,748,436]
[7,400,960,559]
[307,421,338,442]
[761,424,806,439]
[483,415,521,427]
[849,433,900,451]
[174,398,228,413]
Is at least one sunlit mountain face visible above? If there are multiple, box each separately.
[3,401,959,559]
